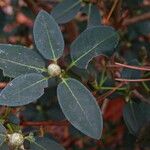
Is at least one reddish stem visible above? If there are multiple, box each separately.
[115,78,150,82]
[20,120,69,127]
[115,62,150,71]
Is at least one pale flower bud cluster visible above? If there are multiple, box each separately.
[7,133,24,148]
[48,63,61,77]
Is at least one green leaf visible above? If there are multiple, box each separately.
[30,137,65,150]
[0,124,6,145]
[70,26,119,69]
[33,10,64,61]
[51,0,81,24]
[0,143,9,150]
[0,44,46,78]
[57,78,103,139]
[123,101,150,135]
[121,59,141,79]
[0,73,48,106]
[82,4,101,28]
[126,0,143,8]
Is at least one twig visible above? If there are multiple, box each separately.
[132,90,150,104]
[123,12,150,26]
[106,0,119,22]
[101,98,109,114]
[20,120,69,127]
[98,82,125,101]
[115,62,150,71]
[115,78,150,82]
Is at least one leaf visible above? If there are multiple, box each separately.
[70,26,119,69]
[126,0,143,8]
[0,143,9,150]
[134,21,150,36]
[51,0,81,24]
[30,137,65,150]
[57,78,103,139]
[33,10,64,61]
[123,101,150,135]
[0,44,46,78]
[121,59,141,79]
[82,4,101,28]
[0,73,48,106]
[0,124,6,145]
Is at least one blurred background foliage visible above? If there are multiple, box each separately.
[0,0,150,149]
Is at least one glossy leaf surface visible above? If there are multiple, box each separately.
[33,10,64,60]
[0,73,48,106]
[0,44,46,78]
[57,78,103,139]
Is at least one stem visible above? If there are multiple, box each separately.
[66,62,75,71]
[99,69,106,87]
[115,62,150,71]
[132,90,150,104]
[98,82,125,101]
[7,124,14,133]
[106,0,119,22]
[123,12,150,26]
[101,98,109,114]
[100,86,126,91]
[115,78,150,82]
[142,82,150,92]
[20,120,69,127]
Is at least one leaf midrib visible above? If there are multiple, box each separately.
[41,15,56,61]
[0,57,46,72]
[2,77,48,98]
[72,32,118,66]
[62,78,93,130]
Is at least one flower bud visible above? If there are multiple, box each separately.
[7,133,24,147]
[48,63,61,77]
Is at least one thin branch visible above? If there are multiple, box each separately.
[123,12,150,26]
[20,120,69,127]
[101,98,109,114]
[106,0,119,22]
[98,82,125,101]
[115,62,150,71]
[132,90,150,104]
[115,78,150,82]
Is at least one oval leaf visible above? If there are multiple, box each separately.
[121,59,141,79]
[57,78,103,139]
[51,0,81,24]
[70,26,119,69]
[82,4,101,28]
[30,137,65,150]
[0,73,48,106]
[123,101,150,135]
[33,10,64,61]
[0,44,46,78]
[0,124,6,145]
